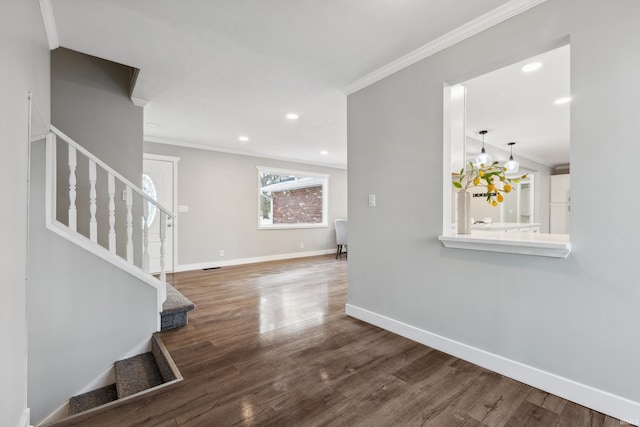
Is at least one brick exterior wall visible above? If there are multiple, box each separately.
[272,186,323,224]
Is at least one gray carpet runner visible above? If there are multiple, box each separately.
[114,352,164,398]
[161,283,195,330]
[68,384,117,416]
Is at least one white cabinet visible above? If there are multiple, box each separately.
[549,174,570,234]
[550,174,570,203]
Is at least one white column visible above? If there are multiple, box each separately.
[68,145,77,231]
[126,186,134,263]
[108,173,116,253]
[89,159,97,242]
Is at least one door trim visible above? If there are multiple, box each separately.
[144,153,180,271]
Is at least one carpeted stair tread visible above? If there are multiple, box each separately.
[162,284,195,314]
[68,383,117,415]
[114,352,164,398]
[161,284,195,330]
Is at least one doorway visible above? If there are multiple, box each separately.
[143,154,179,273]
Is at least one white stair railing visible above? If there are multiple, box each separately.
[45,125,175,310]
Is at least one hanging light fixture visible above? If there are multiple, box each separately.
[505,142,520,173]
[475,130,492,167]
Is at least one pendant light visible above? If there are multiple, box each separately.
[475,130,492,167]
[505,142,519,173]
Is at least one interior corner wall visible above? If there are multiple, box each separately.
[51,47,144,264]
[143,142,348,268]
[347,0,640,418]
[0,1,50,426]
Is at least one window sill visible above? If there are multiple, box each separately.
[438,232,571,258]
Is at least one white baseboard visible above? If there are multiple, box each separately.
[20,408,30,427]
[36,338,152,426]
[36,401,67,427]
[345,304,640,425]
[175,249,335,272]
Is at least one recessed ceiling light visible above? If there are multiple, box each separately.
[146,122,159,128]
[320,150,328,155]
[522,62,542,72]
[286,113,299,120]
[554,97,571,105]
[238,135,249,142]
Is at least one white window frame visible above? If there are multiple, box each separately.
[257,165,329,230]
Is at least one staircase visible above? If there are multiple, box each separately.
[66,334,182,418]
[36,126,195,424]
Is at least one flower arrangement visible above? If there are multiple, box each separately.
[452,161,527,206]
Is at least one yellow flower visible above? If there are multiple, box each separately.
[478,170,485,177]
[504,184,512,193]
[487,184,495,192]
[491,200,498,206]
[503,167,507,171]
[522,174,528,179]
[473,177,480,186]
[497,194,504,202]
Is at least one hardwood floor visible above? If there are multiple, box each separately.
[54,255,622,426]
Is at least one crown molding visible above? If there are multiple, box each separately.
[344,0,548,95]
[131,97,149,107]
[144,136,347,170]
[39,0,59,50]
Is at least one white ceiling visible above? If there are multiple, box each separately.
[50,0,517,168]
[463,44,570,168]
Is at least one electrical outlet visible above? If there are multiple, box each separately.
[368,194,376,207]
[219,250,224,257]
[300,243,304,249]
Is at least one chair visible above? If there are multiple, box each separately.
[334,219,348,259]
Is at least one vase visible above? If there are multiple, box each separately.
[454,191,472,234]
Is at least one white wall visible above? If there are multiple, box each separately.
[0,0,50,425]
[144,142,347,269]
[347,0,640,420]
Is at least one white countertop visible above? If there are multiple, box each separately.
[439,231,570,258]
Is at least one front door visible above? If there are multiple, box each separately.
[143,155,178,273]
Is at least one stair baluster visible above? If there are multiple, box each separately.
[159,211,167,286]
[68,145,77,231]
[143,202,150,273]
[89,159,97,242]
[108,173,116,254]
[126,186,133,263]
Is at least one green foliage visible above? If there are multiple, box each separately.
[451,161,526,206]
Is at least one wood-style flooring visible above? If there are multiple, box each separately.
[54,255,622,426]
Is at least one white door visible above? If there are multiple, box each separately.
[143,155,178,273]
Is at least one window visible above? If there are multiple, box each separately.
[257,166,329,229]
[142,173,158,226]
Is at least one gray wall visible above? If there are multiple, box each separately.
[348,0,640,409]
[0,0,50,425]
[52,48,143,264]
[28,142,158,424]
[144,142,348,267]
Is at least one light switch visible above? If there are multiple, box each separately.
[368,194,376,207]
[178,205,189,213]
